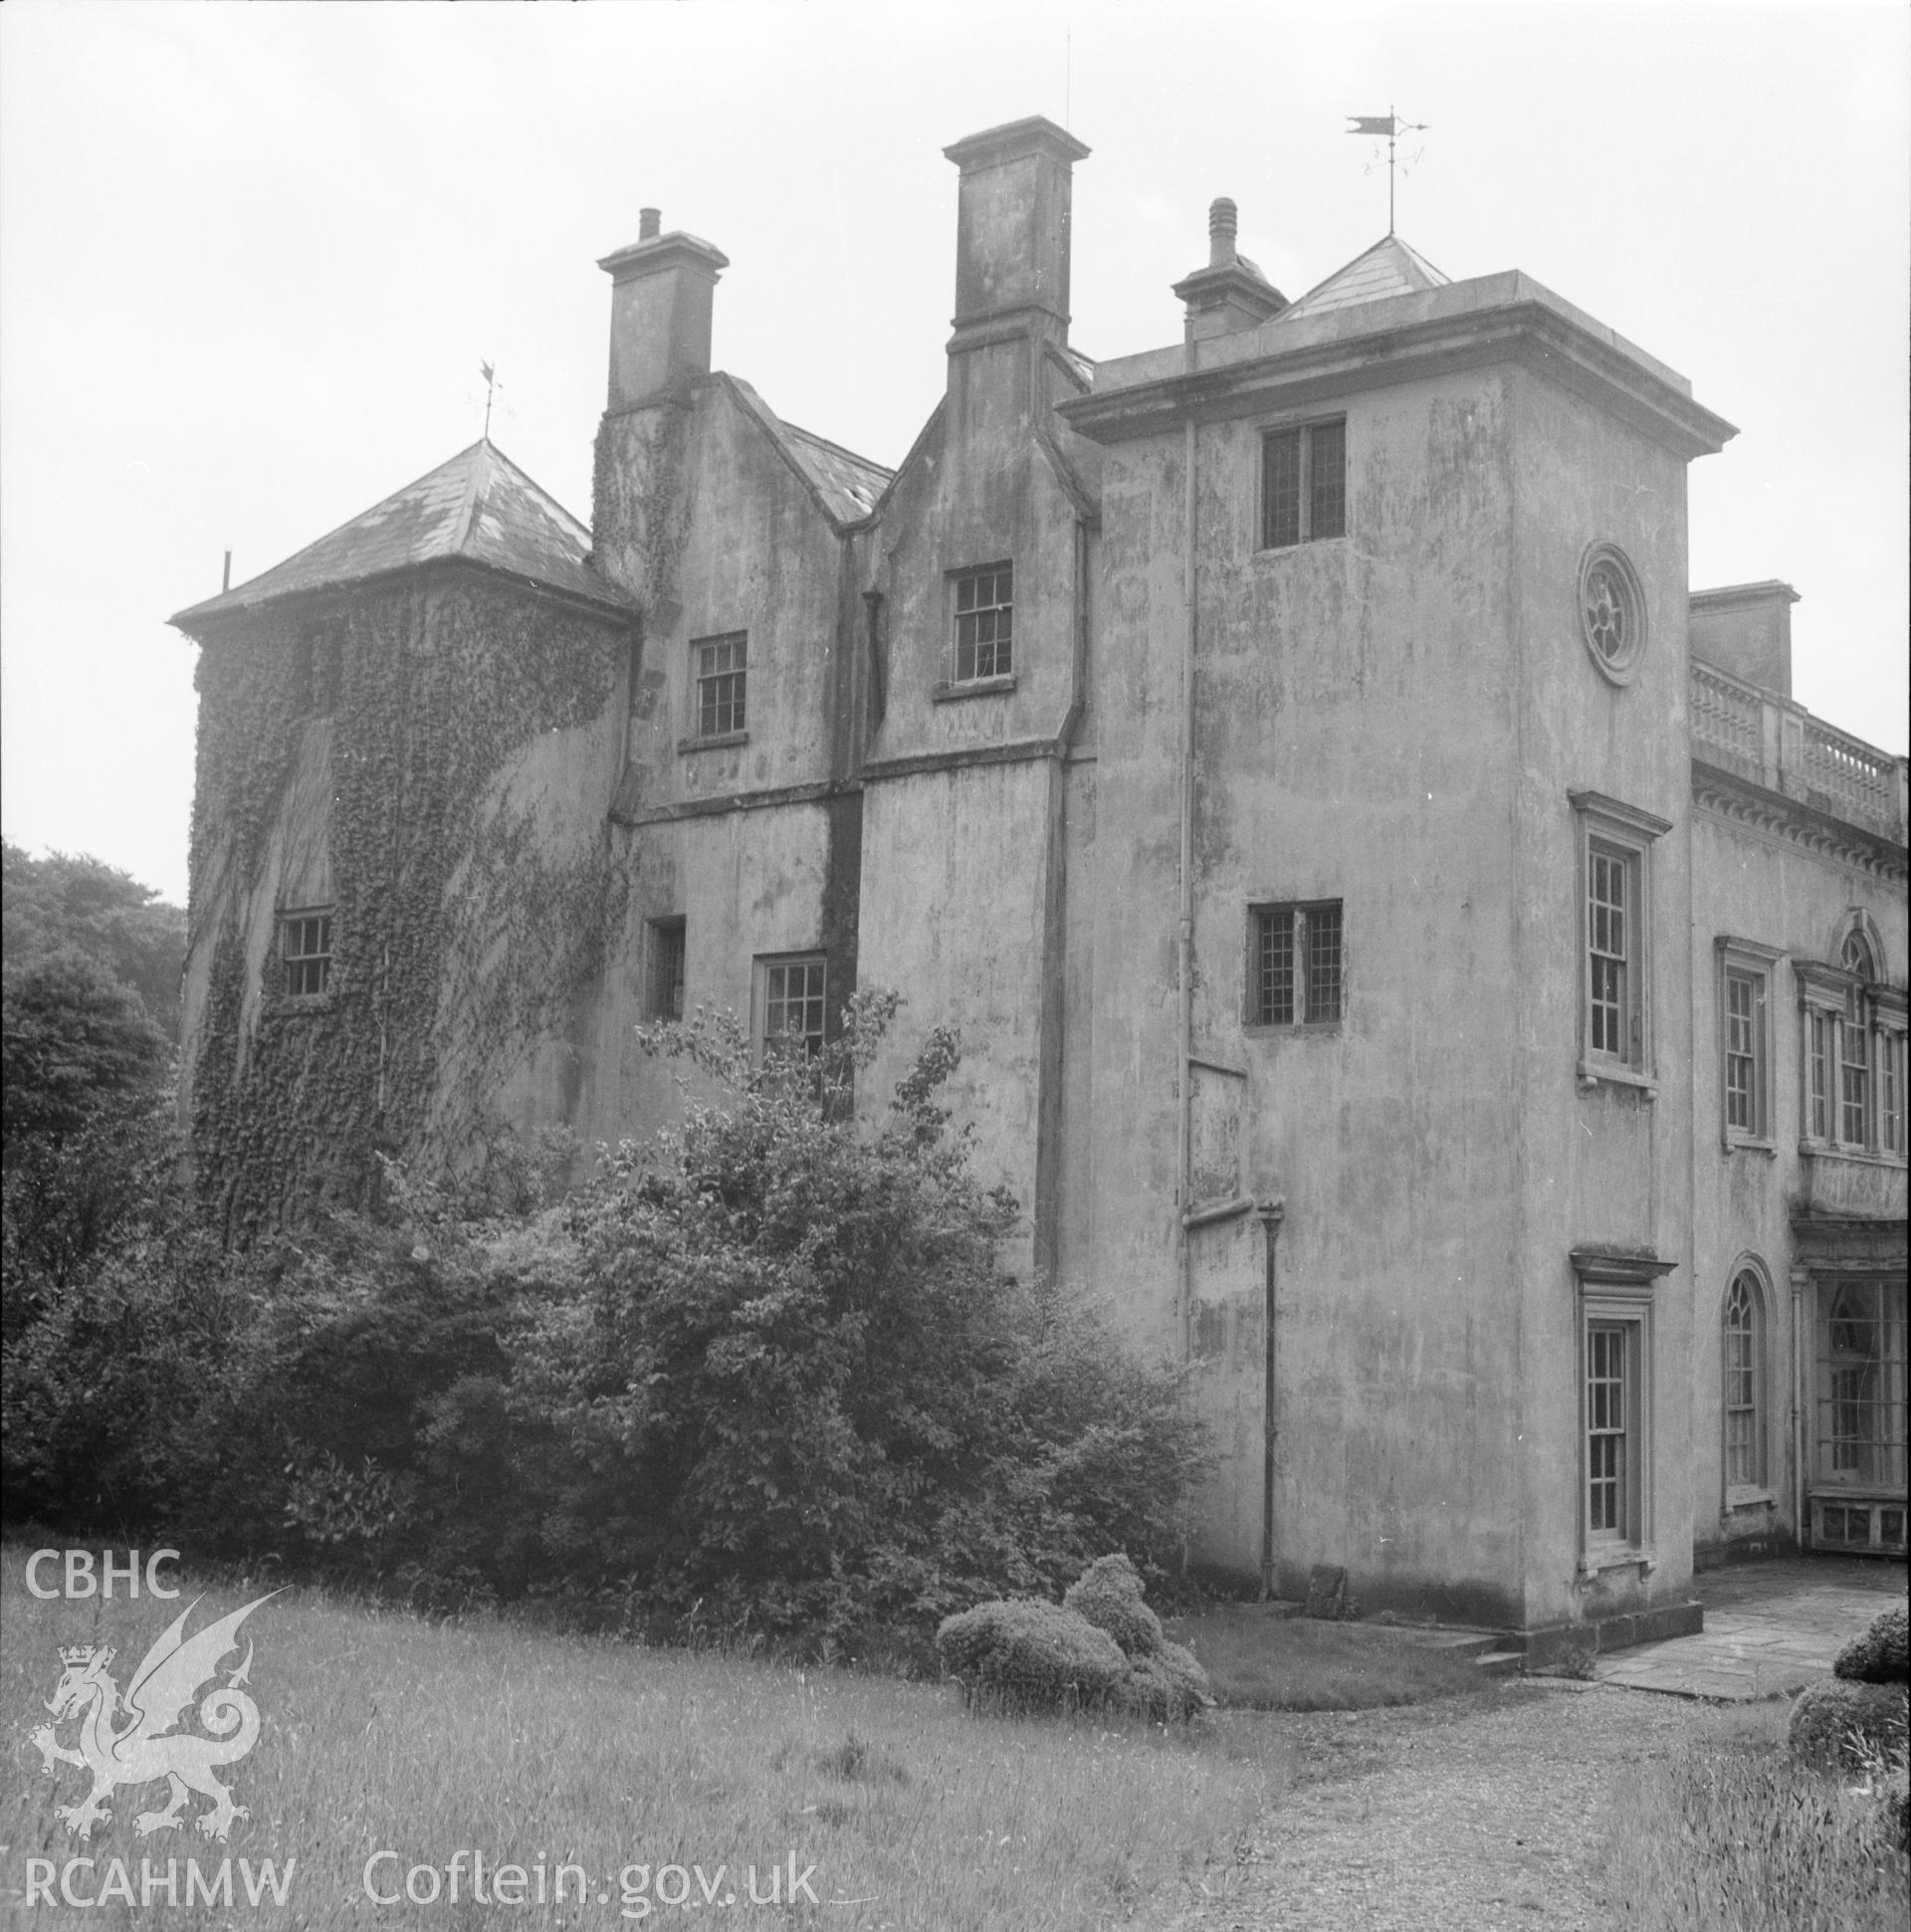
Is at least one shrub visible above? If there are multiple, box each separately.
[1785,1677,1910,1771]
[935,1600,1128,1711]
[1112,1640,1213,1723]
[1064,1553,1164,1658]
[1835,1604,1910,1685]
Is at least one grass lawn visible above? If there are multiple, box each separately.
[1167,1607,1493,1710]
[1601,1700,1909,1932]
[3,1546,1293,1928]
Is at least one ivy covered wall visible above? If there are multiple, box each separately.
[183,571,629,1236]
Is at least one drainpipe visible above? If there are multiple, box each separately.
[1257,1198,1285,1599]
[1176,334,1199,1356]
[1791,1265,1806,1549]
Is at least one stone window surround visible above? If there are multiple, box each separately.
[1571,1247,1674,1581]
[1795,953,1907,1164]
[1715,935,1785,1153]
[1721,1255,1777,1507]
[1571,791,1671,1097]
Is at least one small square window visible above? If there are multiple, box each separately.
[646,917,686,1021]
[1261,420,1346,550]
[953,563,1013,683]
[1247,901,1343,1026]
[692,632,747,740]
[280,909,332,998]
[756,954,827,1060]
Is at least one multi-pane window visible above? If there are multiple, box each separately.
[1798,933,1904,1159]
[1724,1273,1762,1488]
[693,632,747,739]
[1573,794,1667,1080]
[646,917,686,1021]
[1717,941,1779,1147]
[1587,1325,1630,1538]
[1814,1280,1906,1494]
[1248,901,1343,1026]
[280,910,332,998]
[1261,419,1347,549]
[1840,1021,1870,1145]
[1724,972,1757,1131]
[953,564,1013,683]
[1588,845,1629,1058]
[759,956,827,1059]
[1808,1010,1831,1139]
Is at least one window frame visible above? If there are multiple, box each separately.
[645,916,686,1022]
[1571,792,1670,1092]
[1572,1248,1670,1576]
[1796,943,1906,1163]
[753,952,828,1063]
[1715,938,1782,1151]
[948,561,1014,689]
[1721,1263,1773,1503]
[686,630,748,747]
[278,906,333,1001]
[1259,417,1348,551]
[1244,899,1345,1029]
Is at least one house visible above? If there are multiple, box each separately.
[172,116,1907,1652]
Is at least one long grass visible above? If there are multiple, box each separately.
[3,1547,1290,1928]
[1601,1702,1909,1931]
[1168,1610,1493,1710]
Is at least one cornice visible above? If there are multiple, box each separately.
[1058,292,1734,459]
[1692,758,1907,884]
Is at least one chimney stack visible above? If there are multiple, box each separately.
[597,214,730,411]
[1208,197,1239,267]
[1173,196,1287,340]
[943,116,1091,349]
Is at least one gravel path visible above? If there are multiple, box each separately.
[1157,1681,1711,1932]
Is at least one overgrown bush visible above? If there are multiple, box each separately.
[1113,1642,1213,1723]
[1786,1677,1910,1772]
[940,1555,1211,1720]
[1065,1553,1165,1658]
[3,995,1210,1647]
[936,1600,1129,1711]
[1835,1605,1910,1685]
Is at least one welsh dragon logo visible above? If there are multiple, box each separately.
[29,1594,277,1842]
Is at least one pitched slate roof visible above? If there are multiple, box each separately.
[1277,234,1451,323]
[171,441,632,629]
[779,422,892,525]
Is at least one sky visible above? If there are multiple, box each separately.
[2,1,1905,908]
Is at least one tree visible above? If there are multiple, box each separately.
[2,842,186,1042]
[2,949,169,1149]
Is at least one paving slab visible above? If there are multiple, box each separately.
[1591,1554,1906,1700]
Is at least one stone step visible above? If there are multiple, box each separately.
[1472,1648,1527,1678]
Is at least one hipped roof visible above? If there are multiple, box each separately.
[171,440,633,629]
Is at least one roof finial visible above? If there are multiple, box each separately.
[479,361,501,441]
[1347,106,1429,236]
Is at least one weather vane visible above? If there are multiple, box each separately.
[480,361,502,440]
[1347,107,1429,236]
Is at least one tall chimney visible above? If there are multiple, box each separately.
[943,116,1091,348]
[597,215,730,411]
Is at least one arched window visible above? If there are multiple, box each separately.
[1723,1269,1765,1491]
[1799,913,1906,1159]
